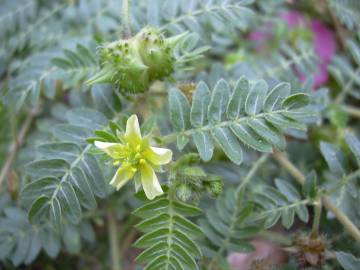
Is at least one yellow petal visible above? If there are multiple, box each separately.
[140,162,163,200]
[109,166,135,190]
[94,141,125,159]
[125,115,142,146]
[143,147,172,165]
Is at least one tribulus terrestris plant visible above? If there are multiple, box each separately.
[1,0,360,270]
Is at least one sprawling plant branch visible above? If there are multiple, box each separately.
[273,151,360,243]
[0,104,41,189]
[208,154,268,270]
[107,210,122,270]
[342,104,360,119]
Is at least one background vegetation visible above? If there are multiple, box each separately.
[1,0,360,269]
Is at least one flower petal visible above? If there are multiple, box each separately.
[109,166,135,190]
[140,162,163,200]
[144,147,172,165]
[94,141,125,159]
[125,115,142,146]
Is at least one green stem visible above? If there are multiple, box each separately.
[161,110,293,146]
[121,0,131,38]
[342,105,360,119]
[235,154,269,195]
[311,199,322,238]
[0,104,41,189]
[107,210,122,270]
[273,151,360,243]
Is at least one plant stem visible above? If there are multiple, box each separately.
[121,0,131,38]
[326,0,347,51]
[342,105,360,119]
[311,199,322,238]
[0,104,41,189]
[235,154,269,195]
[273,151,360,243]
[107,210,122,270]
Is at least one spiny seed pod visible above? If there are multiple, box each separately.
[250,259,274,270]
[86,26,187,93]
[285,234,331,268]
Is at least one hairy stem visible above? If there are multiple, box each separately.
[107,210,122,270]
[342,105,360,119]
[311,199,322,238]
[273,151,360,243]
[0,104,41,189]
[121,0,131,38]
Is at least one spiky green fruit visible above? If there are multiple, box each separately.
[205,175,223,197]
[86,27,187,93]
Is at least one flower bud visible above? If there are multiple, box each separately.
[176,183,193,202]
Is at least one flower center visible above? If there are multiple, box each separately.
[113,143,145,168]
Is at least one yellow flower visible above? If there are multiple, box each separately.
[94,115,172,200]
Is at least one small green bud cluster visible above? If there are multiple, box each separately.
[86,27,187,93]
[204,175,223,198]
[170,153,223,204]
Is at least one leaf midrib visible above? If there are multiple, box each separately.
[182,109,290,136]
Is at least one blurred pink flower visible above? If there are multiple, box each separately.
[280,10,305,27]
[249,10,336,88]
[228,240,288,270]
[310,20,336,87]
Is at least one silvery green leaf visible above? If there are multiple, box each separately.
[208,79,231,123]
[227,76,249,119]
[263,82,290,112]
[245,80,267,115]
[336,251,360,270]
[320,142,346,176]
[191,81,210,127]
[169,87,191,132]
[211,127,243,165]
[192,131,214,161]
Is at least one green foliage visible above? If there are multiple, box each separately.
[133,192,202,270]
[52,44,98,90]
[156,0,255,37]
[319,132,360,223]
[2,0,360,269]
[199,189,259,269]
[169,77,314,164]
[336,251,360,270]
[329,0,360,30]
[21,108,109,230]
[243,42,318,87]
[0,192,95,266]
[329,37,360,101]
[253,180,309,229]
